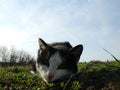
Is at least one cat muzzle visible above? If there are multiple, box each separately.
[48,73,54,80]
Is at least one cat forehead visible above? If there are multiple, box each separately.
[49,52,62,64]
[49,42,72,51]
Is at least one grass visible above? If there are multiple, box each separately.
[0,60,120,90]
[0,66,49,90]
[77,61,120,90]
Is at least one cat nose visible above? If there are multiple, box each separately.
[48,73,54,80]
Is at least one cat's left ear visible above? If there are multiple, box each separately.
[66,45,83,63]
[38,38,48,50]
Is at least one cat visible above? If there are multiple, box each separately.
[31,38,83,83]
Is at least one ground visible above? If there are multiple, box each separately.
[0,60,120,90]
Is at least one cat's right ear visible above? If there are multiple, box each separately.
[38,38,48,50]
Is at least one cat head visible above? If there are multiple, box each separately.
[32,38,83,83]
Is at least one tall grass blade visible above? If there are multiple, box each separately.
[103,48,120,63]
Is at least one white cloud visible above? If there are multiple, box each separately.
[0,27,27,48]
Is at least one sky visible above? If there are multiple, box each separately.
[0,0,120,62]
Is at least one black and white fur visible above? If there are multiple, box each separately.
[31,38,83,83]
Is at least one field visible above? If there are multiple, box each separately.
[0,60,120,90]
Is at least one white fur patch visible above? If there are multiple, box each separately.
[30,70,36,75]
[36,63,49,82]
[48,52,62,75]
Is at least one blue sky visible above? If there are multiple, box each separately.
[0,0,120,61]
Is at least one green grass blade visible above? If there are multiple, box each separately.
[103,48,120,63]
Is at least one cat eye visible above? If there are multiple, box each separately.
[43,60,49,66]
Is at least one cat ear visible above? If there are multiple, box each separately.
[66,45,83,63]
[38,38,48,50]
